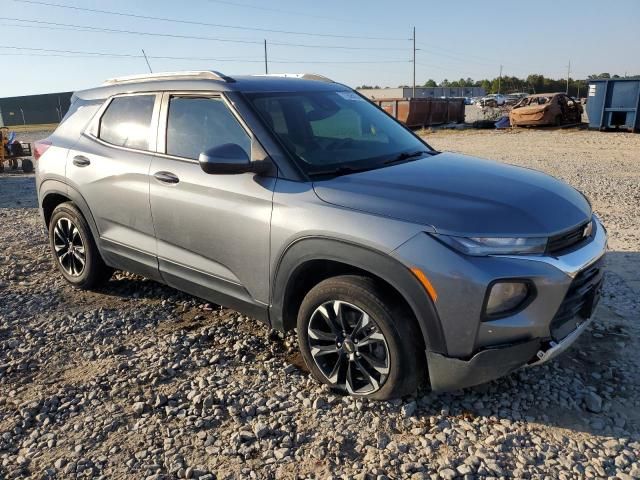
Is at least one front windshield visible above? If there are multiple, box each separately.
[245,90,432,176]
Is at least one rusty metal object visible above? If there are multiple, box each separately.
[509,93,583,127]
[372,98,465,128]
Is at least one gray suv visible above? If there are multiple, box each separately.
[35,71,607,399]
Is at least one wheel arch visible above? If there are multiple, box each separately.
[270,237,447,355]
[40,180,101,242]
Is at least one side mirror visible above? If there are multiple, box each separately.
[199,143,269,174]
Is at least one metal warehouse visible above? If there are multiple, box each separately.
[0,92,72,127]
[358,86,486,100]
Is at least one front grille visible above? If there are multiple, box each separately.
[550,258,604,340]
[546,220,591,254]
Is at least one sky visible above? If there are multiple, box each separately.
[1,0,639,96]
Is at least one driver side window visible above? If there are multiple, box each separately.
[166,96,251,160]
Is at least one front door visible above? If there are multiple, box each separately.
[149,93,275,318]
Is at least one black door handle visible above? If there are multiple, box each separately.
[153,171,179,184]
[72,155,91,167]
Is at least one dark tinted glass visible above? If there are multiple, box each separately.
[99,95,155,150]
[166,97,251,160]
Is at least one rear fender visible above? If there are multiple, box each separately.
[39,179,100,243]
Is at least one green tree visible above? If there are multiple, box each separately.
[423,79,437,87]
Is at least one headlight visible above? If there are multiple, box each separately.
[484,281,532,317]
[431,234,547,256]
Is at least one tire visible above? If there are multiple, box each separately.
[21,159,33,173]
[48,202,113,289]
[297,275,424,400]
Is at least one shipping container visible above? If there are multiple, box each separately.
[373,97,465,127]
[586,79,640,132]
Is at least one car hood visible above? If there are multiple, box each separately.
[312,152,591,236]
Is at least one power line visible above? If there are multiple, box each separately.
[11,0,407,41]
[206,0,369,25]
[417,42,507,67]
[0,45,409,64]
[415,61,478,77]
[0,17,409,51]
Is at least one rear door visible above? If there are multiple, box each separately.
[67,93,161,280]
[149,92,275,317]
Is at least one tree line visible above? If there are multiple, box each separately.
[358,73,639,98]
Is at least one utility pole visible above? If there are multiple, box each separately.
[498,64,503,94]
[566,60,571,94]
[142,49,153,73]
[264,39,268,74]
[412,26,416,98]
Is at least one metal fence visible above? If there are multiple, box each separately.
[0,92,73,126]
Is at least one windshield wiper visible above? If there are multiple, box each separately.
[309,150,432,178]
[384,150,430,165]
[308,165,374,178]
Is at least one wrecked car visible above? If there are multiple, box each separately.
[510,93,583,127]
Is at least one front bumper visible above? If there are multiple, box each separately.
[394,217,607,391]
[427,315,597,391]
[426,340,541,391]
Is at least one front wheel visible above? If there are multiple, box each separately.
[297,275,424,400]
[49,202,113,289]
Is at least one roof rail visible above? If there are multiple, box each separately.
[103,70,235,85]
[253,73,334,83]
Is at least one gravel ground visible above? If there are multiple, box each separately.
[1,129,639,479]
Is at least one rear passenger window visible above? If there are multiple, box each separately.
[166,97,251,160]
[99,95,155,150]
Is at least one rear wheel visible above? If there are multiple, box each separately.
[49,202,113,289]
[297,275,424,400]
[21,159,33,173]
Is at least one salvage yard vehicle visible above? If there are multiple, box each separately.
[477,93,507,107]
[510,93,583,127]
[35,71,607,399]
[0,127,33,173]
[505,92,528,106]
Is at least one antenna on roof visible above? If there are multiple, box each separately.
[141,49,153,73]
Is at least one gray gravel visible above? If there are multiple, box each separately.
[1,129,639,479]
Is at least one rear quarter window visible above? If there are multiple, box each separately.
[52,98,104,139]
[98,95,155,150]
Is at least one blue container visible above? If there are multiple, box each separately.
[586,79,640,132]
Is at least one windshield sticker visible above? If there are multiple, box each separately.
[337,91,363,101]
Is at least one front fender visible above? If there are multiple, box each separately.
[270,236,447,355]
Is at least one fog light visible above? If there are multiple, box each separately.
[485,281,530,317]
